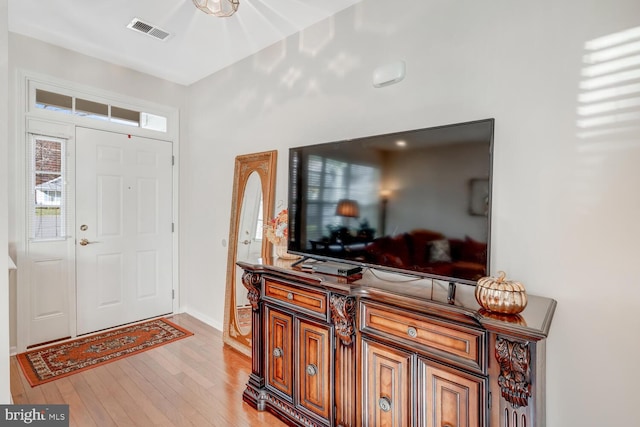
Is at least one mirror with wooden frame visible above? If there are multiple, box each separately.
[222,150,277,356]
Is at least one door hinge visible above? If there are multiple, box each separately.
[172,223,175,232]
[172,289,175,300]
[172,155,175,166]
[488,391,492,409]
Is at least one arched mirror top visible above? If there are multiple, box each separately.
[223,150,277,356]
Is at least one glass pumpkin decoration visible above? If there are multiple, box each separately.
[475,271,528,315]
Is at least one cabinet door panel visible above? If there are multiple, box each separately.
[297,319,331,420]
[266,308,293,398]
[362,339,412,427]
[418,359,482,427]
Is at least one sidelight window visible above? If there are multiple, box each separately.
[30,135,67,241]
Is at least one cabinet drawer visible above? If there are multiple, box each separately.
[361,301,485,372]
[264,280,327,317]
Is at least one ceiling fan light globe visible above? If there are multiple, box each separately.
[192,0,239,17]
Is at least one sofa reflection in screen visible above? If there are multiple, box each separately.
[363,229,487,281]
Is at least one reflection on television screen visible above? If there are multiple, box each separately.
[288,119,493,285]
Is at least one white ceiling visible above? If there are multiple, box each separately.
[8,0,361,86]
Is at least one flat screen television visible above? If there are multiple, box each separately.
[287,118,494,285]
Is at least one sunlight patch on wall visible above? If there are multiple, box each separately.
[233,88,258,112]
[303,78,322,96]
[327,52,360,78]
[572,27,640,221]
[253,40,287,75]
[299,18,335,57]
[279,67,302,89]
[577,26,640,143]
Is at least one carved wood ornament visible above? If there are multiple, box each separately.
[242,271,262,310]
[495,337,531,408]
[329,294,356,346]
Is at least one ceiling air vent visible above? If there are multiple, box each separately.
[127,18,170,41]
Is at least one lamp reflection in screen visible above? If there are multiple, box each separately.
[336,199,359,231]
[336,199,360,218]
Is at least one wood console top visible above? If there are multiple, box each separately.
[238,259,556,342]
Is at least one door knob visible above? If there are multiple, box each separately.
[79,238,93,246]
[306,364,318,376]
[378,397,392,412]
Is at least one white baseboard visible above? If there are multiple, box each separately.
[182,307,223,332]
[10,346,17,356]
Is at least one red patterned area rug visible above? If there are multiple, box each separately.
[17,317,193,387]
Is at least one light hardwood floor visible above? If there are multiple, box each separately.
[10,314,287,427]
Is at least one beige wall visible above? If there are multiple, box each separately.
[182,1,640,426]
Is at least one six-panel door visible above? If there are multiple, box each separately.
[76,127,173,335]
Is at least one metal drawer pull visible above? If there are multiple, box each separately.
[306,364,318,376]
[407,326,418,338]
[378,397,392,412]
[272,347,283,358]
[287,292,294,300]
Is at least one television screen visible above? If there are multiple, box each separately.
[288,118,493,285]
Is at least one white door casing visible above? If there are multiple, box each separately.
[17,77,180,352]
[75,127,173,335]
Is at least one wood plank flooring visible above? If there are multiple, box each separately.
[10,314,287,427]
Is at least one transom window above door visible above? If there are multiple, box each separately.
[34,89,168,132]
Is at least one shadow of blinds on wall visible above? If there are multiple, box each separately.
[578,26,640,143]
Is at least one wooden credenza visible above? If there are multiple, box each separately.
[239,261,556,427]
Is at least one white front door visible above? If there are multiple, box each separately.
[75,127,173,335]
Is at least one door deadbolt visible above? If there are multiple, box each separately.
[80,225,88,231]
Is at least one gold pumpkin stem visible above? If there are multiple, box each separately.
[497,270,506,282]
